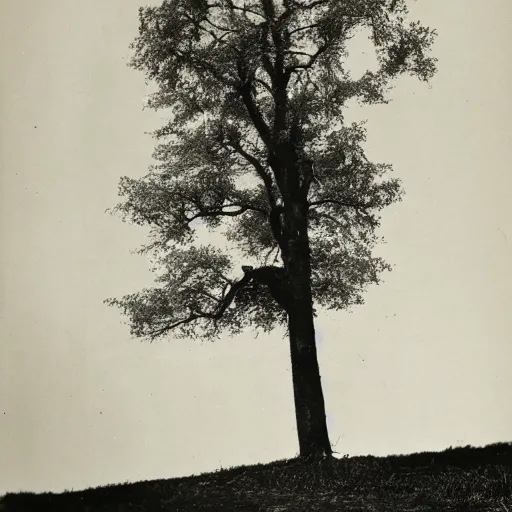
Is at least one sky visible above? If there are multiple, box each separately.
[1,0,512,495]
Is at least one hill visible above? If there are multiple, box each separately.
[1,442,511,511]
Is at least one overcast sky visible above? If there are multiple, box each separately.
[1,0,511,495]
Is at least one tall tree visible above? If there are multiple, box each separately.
[107,0,436,458]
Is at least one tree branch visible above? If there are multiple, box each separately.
[185,203,267,223]
[308,198,374,209]
[180,49,236,87]
[288,23,320,36]
[203,17,237,33]
[286,43,328,71]
[279,0,330,22]
[255,77,274,94]
[294,0,330,9]
[237,76,273,149]
[227,139,276,205]
[285,50,318,57]
[209,0,267,20]
[147,272,253,339]
[259,0,277,21]
[146,263,289,338]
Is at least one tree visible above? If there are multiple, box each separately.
[106,0,436,459]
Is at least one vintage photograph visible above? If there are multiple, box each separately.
[1,0,511,510]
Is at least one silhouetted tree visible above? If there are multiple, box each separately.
[106,0,436,458]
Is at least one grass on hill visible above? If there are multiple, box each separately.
[1,442,511,511]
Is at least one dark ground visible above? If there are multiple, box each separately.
[1,443,511,511]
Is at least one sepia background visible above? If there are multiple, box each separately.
[1,0,511,495]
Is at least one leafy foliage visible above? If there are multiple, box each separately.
[107,0,436,340]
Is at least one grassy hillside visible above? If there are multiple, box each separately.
[1,443,511,511]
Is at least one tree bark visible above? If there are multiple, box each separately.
[282,201,332,459]
[288,297,332,458]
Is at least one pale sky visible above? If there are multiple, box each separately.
[1,0,511,495]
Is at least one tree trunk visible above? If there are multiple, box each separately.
[287,292,332,459]
[282,202,332,459]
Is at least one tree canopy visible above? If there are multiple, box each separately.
[106,0,436,340]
